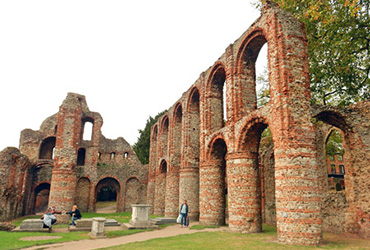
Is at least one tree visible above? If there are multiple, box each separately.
[256,0,370,106]
[133,110,167,165]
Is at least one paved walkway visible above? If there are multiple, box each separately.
[22,223,228,250]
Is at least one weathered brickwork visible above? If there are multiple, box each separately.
[0,93,148,222]
[148,2,370,246]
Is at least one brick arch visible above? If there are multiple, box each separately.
[235,29,268,116]
[186,86,200,112]
[205,62,227,133]
[171,103,182,173]
[39,136,56,160]
[154,159,167,215]
[200,135,228,225]
[33,182,51,214]
[236,116,270,152]
[95,176,122,212]
[314,110,351,132]
[205,132,228,160]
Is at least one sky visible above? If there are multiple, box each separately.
[0,0,263,151]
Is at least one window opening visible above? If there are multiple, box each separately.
[77,148,86,166]
[83,121,93,141]
[256,43,269,107]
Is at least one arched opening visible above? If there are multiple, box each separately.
[237,32,270,113]
[161,116,169,157]
[77,148,86,166]
[160,160,167,173]
[181,87,200,220]
[231,121,275,233]
[209,65,227,132]
[39,137,56,159]
[34,183,50,214]
[207,138,228,225]
[255,43,269,107]
[164,104,182,217]
[82,119,94,141]
[95,177,120,213]
[314,111,349,234]
[173,104,183,171]
[326,128,345,191]
[124,152,129,160]
[154,159,167,215]
[125,177,141,212]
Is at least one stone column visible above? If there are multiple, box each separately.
[226,152,261,233]
[179,167,199,221]
[199,160,226,225]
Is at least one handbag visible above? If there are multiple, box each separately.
[176,214,181,223]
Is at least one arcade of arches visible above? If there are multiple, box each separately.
[147,2,370,246]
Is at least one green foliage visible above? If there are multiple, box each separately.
[326,129,344,156]
[133,110,167,164]
[256,66,270,107]
[257,0,370,106]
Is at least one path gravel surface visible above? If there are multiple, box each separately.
[21,222,227,250]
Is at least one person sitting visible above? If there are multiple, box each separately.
[66,205,82,226]
[41,207,57,228]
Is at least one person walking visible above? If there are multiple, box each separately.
[179,200,189,228]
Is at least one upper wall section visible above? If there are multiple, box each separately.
[151,1,310,147]
[18,92,132,164]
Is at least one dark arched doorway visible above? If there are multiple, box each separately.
[34,183,50,214]
[95,177,121,213]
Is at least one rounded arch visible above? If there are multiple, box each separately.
[206,62,227,132]
[81,116,95,141]
[206,132,228,160]
[95,176,122,212]
[152,124,158,142]
[236,29,267,75]
[187,86,200,112]
[172,102,183,172]
[160,115,169,134]
[39,137,56,159]
[314,111,350,132]
[34,182,51,213]
[173,102,183,123]
[235,29,269,115]
[159,159,167,174]
[237,116,271,152]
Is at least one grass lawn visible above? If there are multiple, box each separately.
[0,231,90,250]
[99,225,370,250]
[3,214,370,250]
[1,211,145,250]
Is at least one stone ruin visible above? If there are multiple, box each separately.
[147,1,370,246]
[0,1,369,247]
[0,92,148,223]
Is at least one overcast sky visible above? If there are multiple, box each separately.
[0,0,264,151]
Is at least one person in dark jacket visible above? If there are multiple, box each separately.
[66,205,82,226]
[179,200,189,227]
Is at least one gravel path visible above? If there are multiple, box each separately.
[21,222,227,250]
